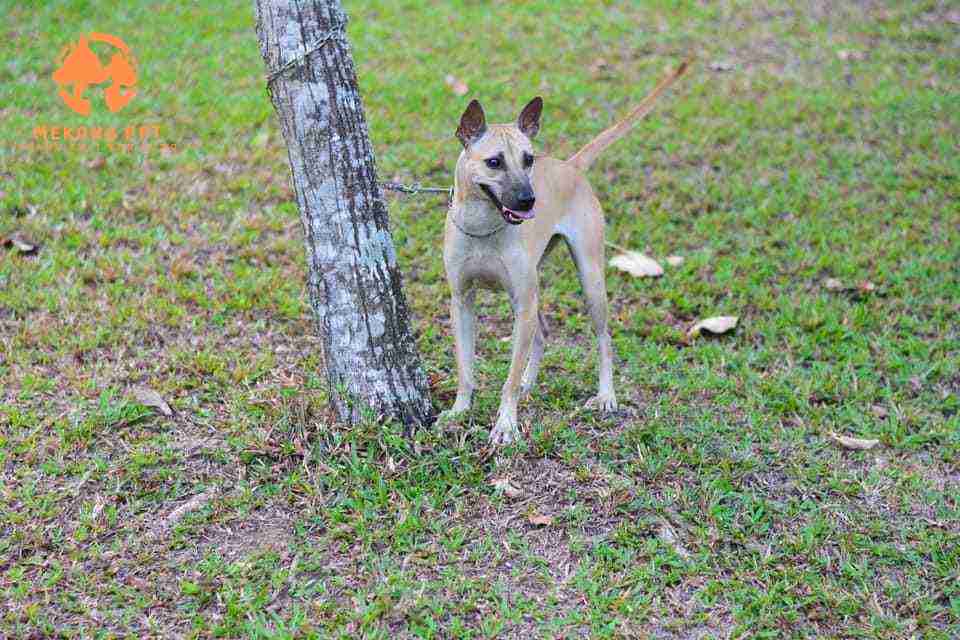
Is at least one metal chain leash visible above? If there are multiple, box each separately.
[380,181,451,201]
[264,21,451,204]
[265,20,347,88]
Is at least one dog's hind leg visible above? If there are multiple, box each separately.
[520,309,548,398]
[520,235,560,398]
[561,207,618,413]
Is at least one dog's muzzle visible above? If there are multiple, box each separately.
[480,184,536,225]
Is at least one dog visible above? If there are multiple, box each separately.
[440,62,689,444]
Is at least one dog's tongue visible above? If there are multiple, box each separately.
[504,208,535,220]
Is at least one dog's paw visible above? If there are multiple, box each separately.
[585,392,619,414]
[489,411,520,445]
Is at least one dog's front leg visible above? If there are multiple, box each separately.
[490,289,538,445]
[439,287,477,421]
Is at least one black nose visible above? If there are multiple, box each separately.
[515,196,536,212]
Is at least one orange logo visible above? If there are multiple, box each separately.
[52,33,137,116]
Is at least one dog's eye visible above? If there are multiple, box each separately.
[485,157,502,170]
[523,153,534,168]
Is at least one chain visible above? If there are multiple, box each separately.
[380,181,451,198]
[265,20,347,88]
[265,26,451,204]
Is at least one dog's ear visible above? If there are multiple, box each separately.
[456,99,487,148]
[517,96,543,139]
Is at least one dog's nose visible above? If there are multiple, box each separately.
[516,196,536,212]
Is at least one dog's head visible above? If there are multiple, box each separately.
[455,97,542,225]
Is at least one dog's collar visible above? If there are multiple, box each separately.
[449,211,507,238]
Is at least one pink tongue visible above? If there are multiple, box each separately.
[505,208,535,220]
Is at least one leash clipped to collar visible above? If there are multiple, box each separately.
[380,181,504,238]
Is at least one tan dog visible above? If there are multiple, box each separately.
[441,62,689,444]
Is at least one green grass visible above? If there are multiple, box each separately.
[1,0,958,637]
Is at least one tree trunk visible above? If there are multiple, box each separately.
[254,0,433,427]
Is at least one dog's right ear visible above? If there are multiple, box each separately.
[456,99,487,148]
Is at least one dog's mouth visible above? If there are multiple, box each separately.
[480,184,535,225]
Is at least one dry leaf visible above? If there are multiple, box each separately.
[666,255,685,267]
[445,74,469,96]
[148,488,218,540]
[657,521,690,558]
[589,57,609,74]
[828,431,879,450]
[837,49,865,61]
[688,316,738,338]
[490,478,523,499]
[133,386,173,416]
[528,513,553,526]
[609,251,664,278]
[86,156,106,170]
[823,277,844,291]
[2,235,38,255]
[858,280,876,293]
[709,60,735,72]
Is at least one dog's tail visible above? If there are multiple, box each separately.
[568,59,691,171]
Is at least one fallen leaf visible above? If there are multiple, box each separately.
[709,60,735,72]
[871,405,889,419]
[528,513,553,527]
[490,478,523,499]
[148,488,218,540]
[589,57,609,74]
[657,520,690,558]
[133,386,173,416]
[2,235,38,255]
[170,254,197,280]
[445,74,469,96]
[828,431,879,450]
[665,255,685,267]
[86,156,106,170]
[823,277,844,291]
[858,280,876,293]
[186,179,209,197]
[837,49,865,61]
[688,316,738,338]
[609,251,664,278]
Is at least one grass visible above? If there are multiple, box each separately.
[1,0,958,637]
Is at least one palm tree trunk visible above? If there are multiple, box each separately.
[254,0,433,427]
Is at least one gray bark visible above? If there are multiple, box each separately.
[254,0,433,427]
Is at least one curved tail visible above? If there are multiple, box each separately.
[568,59,691,171]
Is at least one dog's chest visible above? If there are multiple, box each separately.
[445,232,529,291]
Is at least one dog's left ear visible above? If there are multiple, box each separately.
[518,96,543,139]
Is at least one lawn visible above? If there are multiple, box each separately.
[1,0,958,638]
